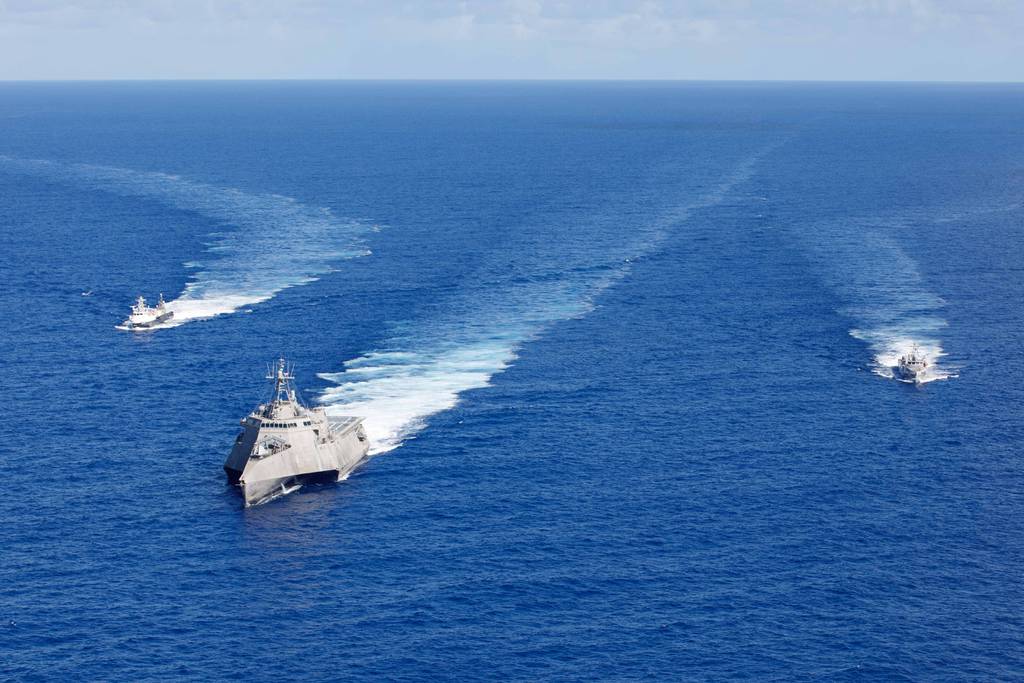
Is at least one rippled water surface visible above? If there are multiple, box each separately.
[1,82,1022,681]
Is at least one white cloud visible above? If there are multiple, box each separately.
[0,0,1021,79]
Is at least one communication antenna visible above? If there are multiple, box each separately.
[266,357,297,404]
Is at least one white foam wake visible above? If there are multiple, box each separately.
[0,155,373,327]
[797,226,955,384]
[852,333,955,384]
[320,342,519,454]
[319,273,625,453]
[319,150,769,453]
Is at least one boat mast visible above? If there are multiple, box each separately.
[266,357,297,405]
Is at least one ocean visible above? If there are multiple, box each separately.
[1,81,1022,681]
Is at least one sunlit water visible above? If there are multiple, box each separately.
[1,82,1022,681]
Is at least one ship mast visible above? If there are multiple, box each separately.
[267,357,298,406]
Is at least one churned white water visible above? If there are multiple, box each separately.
[793,221,955,383]
[320,342,521,454]
[0,155,372,327]
[319,151,770,453]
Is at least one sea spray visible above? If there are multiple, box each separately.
[319,149,773,453]
[0,155,373,327]
[792,222,955,383]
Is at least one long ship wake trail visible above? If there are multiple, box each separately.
[319,149,771,453]
[0,155,374,327]
[796,223,956,384]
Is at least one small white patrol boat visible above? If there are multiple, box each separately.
[894,345,928,384]
[122,294,173,330]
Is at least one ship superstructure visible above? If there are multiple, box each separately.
[122,294,173,330]
[224,358,369,506]
[894,345,928,384]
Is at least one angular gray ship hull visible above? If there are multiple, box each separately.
[224,360,370,507]
[226,416,369,506]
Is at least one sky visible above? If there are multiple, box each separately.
[0,0,1022,81]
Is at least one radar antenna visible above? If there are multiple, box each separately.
[266,357,298,406]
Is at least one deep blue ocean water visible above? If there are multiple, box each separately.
[1,82,1023,681]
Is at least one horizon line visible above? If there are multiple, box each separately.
[0,77,1023,85]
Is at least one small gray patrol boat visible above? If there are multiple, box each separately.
[122,293,173,330]
[894,345,928,384]
[224,358,369,507]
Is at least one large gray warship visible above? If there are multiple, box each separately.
[224,358,369,506]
